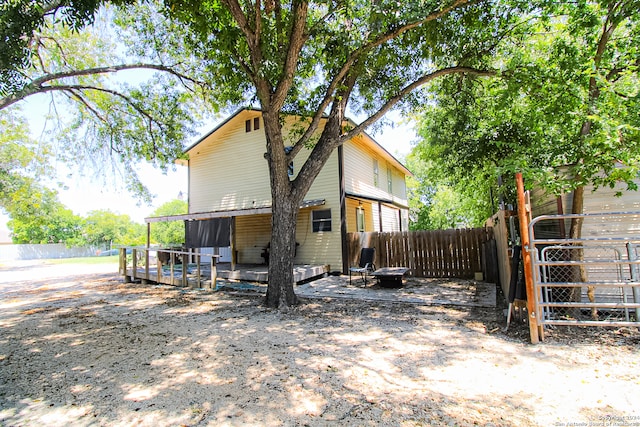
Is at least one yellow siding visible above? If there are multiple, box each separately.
[188,111,270,213]
[185,110,411,269]
[296,206,342,269]
[345,198,374,232]
[380,203,401,232]
[296,149,342,269]
[343,138,408,206]
[234,214,271,264]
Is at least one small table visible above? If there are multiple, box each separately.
[370,267,410,288]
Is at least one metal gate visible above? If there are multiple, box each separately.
[528,212,640,327]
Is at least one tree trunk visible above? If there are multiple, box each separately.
[569,184,596,318]
[569,184,586,299]
[265,195,300,308]
[262,111,303,309]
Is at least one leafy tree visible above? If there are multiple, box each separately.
[0,109,53,215]
[412,1,639,238]
[406,149,494,230]
[150,199,187,245]
[7,187,83,244]
[81,209,146,249]
[1,1,205,201]
[158,0,512,308]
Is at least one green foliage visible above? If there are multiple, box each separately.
[7,187,83,244]
[0,109,53,214]
[0,0,106,97]
[406,151,494,230]
[0,0,543,306]
[1,3,203,203]
[149,199,187,245]
[411,0,640,213]
[81,209,145,248]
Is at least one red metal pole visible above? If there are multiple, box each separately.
[516,173,540,344]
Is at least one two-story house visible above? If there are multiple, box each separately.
[152,108,411,274]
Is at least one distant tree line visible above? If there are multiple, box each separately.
[4,188,186,249]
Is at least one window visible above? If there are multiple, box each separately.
[387,166,393,193]
[246,117,260,132]
[312,209,332,232]
[373,159,379,187]
[356,206,365,232]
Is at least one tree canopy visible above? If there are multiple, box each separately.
[1,0,205,202]
[149,198,187,245]
[411,0,639,228]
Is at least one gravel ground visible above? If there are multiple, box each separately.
[1,260,639,427]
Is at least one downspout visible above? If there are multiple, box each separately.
[338,145,349,273]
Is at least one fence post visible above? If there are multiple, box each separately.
[516,173,540,344]
[211,255,218,290]
[132,248,137,281]
[627,243,640,322]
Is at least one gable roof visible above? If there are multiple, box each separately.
[179,107,412,176]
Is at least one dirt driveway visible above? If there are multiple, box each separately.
[1,260,639,426]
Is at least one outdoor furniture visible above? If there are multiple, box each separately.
[349,247,376,285]
[370,267,410,288]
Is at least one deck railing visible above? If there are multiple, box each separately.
[119,247,219,289]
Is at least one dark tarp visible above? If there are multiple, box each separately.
[185,218,231,248]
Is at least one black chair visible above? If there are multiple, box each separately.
[349,247,376,285]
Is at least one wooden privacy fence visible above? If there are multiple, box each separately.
[347,228,496,280]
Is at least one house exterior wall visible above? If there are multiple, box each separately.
[188,110,270,213]
[185,109,411,269]
[342,135,409,232]
[295,149,342,269]
[186,111,343,268]
[235,214,271,264]
[345,198,375,232]
[380,203,401,232]
[531,178,640,239]
[343,136,408,205]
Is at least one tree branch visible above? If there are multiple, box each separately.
[61,84,163,155]
[295,0,475,150]
[1,63,202,111]
[62,87,107,123]
[271,1,309,110]
[222,0,271,102]
[342,66,495,142]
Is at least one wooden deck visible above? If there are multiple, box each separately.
[118,248,328,289]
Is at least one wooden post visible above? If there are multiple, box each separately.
[132,248,138,281]
[157,253,163,283]
[170,252,175,286]
[120,248,131,282]
[196,250,201,289]
[143,248,150,284]
[182,253,188,287]
[230,216,237,271]
[211,255,218,290]
[516,173,540,344]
